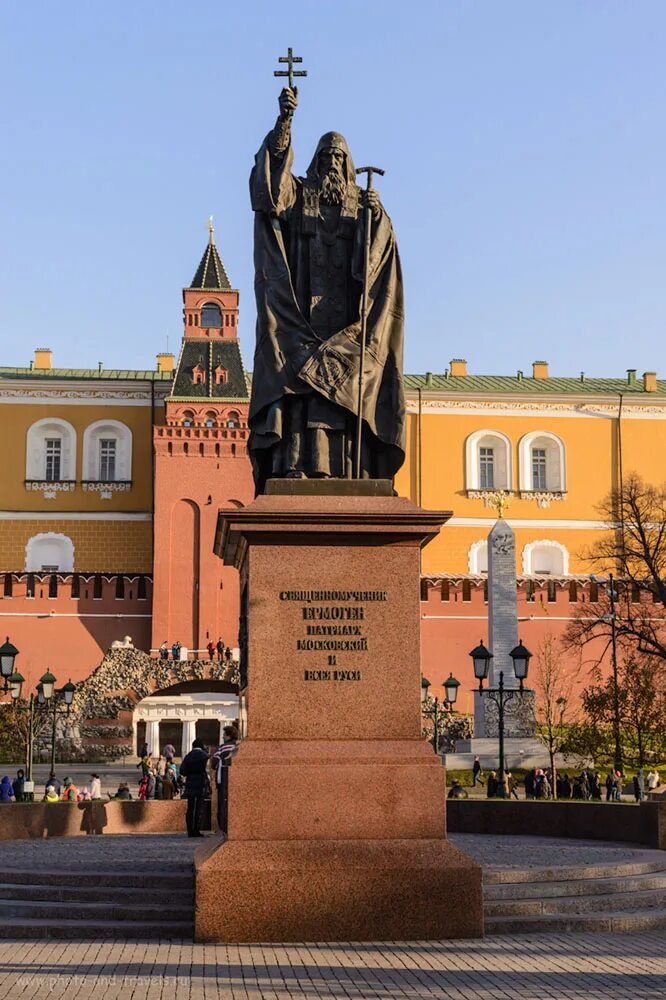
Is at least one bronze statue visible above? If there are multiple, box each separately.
[248,64,406,494]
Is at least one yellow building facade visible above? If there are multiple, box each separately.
[0,349,172,573]
[395,360,666,580]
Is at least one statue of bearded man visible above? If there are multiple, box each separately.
[248,86,406,494]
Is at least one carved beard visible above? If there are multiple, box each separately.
[319,167,346,205]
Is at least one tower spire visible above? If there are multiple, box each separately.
[207,216,215,245]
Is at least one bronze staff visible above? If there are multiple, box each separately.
[354,165,385,480]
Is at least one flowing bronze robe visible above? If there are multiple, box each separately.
[248,128,406,493]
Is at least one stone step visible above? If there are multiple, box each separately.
[0,882,194,904]
[0,898,193,923]
[484,858,666,884]
[0,869,193,889]
[485,871,666,900]
[485,908,666,935]
[486,887,666,918]
[0,918,194,940]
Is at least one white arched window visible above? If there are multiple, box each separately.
[26,418,76,482]
[468,540,488,574]
[519,431,566,495]
[522,540,569,576]
[82,420,132,482]
[25,533,74,572]
[465,430,512,492]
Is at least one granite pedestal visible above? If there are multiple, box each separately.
[196,488,483,941]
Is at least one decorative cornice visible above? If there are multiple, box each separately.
[519,490,567,509]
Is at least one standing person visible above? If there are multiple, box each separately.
[207,640,216,662]
[605,772,615,802]
[163,743,176,766]
[45,771,61,797]
[171,640,181,662]
[637,768,646,802]
[216,638,225,662]
[224,646,233,663]
[139,741,149,760]
[486,772,499,798]
[162,771,175,800]
[12,769,25,802]
[90,774,102,799]
[61,776,79,802]
[615,770,624,801]
[507,772,520,800]
[524,769,536,800]
[159,641,169,661]
[211,725,239,835]
[114,782,132,800]
[472,756,483,787]
[0,776,15,802]
[180,739,210,838]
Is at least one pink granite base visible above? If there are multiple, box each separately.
[199,493,483,940]
[196,838,483,942]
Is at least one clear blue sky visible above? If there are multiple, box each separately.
[1,2,665,378]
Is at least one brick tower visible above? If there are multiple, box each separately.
[151,222,254,657]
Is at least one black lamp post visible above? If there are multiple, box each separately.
[49,680,76,772]
[470,638,532,798]
[421,673,460,754]
[7,667,69,783]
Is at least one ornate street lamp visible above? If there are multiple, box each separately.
[470,640,493,690]
[61,680,76,707]
[0,637,19,691]
[8,672,24,700]
[443,673,460,709]
[509,641,532,690]
[40,670,56,701]
[470,638,532,798]
[421,673,460,755]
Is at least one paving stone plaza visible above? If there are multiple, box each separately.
[0,932,664,999]
[0,833,664,997]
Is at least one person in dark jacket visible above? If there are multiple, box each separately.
[524,769,536,800]
[211,725,238,835]
[486,772,499,798]
[12,769,25,802]
[114,782,132,800]
[447,780,468,799]
[180,739,210,837]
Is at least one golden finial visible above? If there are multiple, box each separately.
[207,216,215,245]
[488,490,510,519]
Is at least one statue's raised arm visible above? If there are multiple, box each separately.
[250,87,298,216]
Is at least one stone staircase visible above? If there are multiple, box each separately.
[484,852,666,934]
[0,867,195,939]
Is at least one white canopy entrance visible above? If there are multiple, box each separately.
[133,690,239,758]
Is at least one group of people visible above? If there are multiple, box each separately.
[0,770,103,803]
[468,756,662,801]
[206,638,233,663]
[158,641,185,661]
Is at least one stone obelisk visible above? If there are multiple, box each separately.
[474,495,535,738]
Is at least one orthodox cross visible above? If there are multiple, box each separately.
[274,47,307,94]
[489,490,511,519]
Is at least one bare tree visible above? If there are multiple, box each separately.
[533,633,580,797]
[566,474,666,663]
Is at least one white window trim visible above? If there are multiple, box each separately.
[25,532,75,572]
[82,419,132,481]
[522,539,570,576]
[468,539,489,574]
[26,418,77,482]
[465,429,512,491]
[518,431,566,493]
